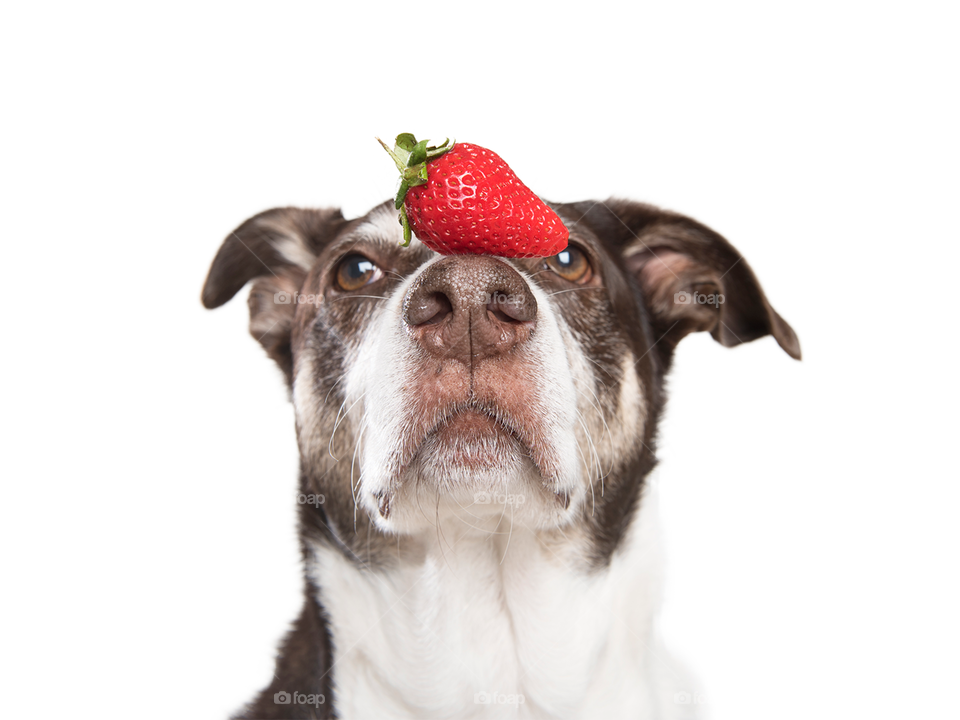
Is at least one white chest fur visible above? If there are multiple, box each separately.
[308,489,698,719]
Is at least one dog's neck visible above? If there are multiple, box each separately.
[307,482,685,719]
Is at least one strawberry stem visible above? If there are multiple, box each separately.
[377,133,453,245]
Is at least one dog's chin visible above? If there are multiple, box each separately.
[419,409,527,481]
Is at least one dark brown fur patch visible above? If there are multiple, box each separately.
[231,583,334,719]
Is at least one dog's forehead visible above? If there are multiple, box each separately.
[333,203,434,263]
[348,202,405,246]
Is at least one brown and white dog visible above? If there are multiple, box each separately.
[202,198,800,719]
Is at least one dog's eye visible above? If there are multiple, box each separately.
[545,246,592,283]
[335,255,382,291]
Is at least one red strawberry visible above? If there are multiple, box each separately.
[378,133,569,258]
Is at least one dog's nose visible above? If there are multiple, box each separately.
[403,255,537,364]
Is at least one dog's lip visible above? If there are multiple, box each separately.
[391,401,555,484]
[431,407,524,456]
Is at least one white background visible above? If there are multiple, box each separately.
[2,2,958,719]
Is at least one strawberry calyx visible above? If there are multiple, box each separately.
[377,133,453,245]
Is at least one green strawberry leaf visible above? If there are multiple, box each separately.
[395,179,409,210]
[376,137,406,172]
[395,133,418,151]
[408,139,430,167]
[425,138,452,156]
[399,206,412,246]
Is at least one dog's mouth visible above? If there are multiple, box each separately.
[423,405,526,469]
[390,400,559,488]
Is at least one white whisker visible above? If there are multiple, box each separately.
[329,294,389,302]
[546,285,606,298]
[350,415,369,530]
[329,390,368,461]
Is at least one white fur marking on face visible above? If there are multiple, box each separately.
[337,235,587,532]
[274,236,316,269]
[353,203,430,253]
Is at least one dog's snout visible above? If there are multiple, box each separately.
[403,255,537,363]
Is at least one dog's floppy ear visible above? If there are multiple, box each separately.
[202,207,347,383]
[566,199,800,360]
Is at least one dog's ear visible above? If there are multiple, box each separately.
[564,199,800,360]
[201,207,347,383]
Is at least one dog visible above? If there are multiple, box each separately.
[202,197,800,719]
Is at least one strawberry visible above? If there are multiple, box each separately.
[378,133,569,258]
